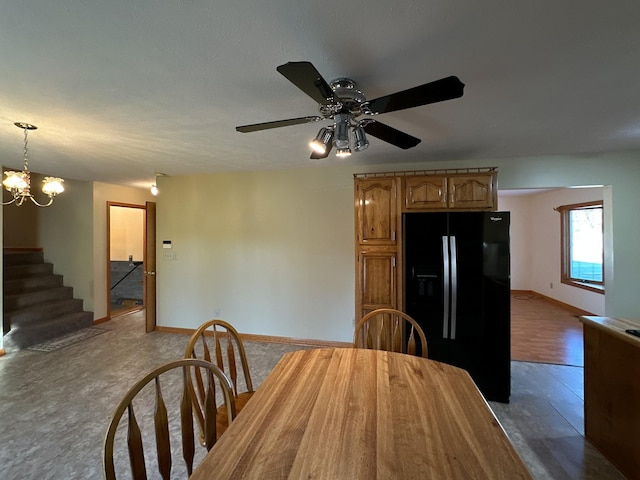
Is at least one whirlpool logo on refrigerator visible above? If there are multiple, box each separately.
[490,216,504,222]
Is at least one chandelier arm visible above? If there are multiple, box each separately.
[1,197,17,206]
[29,196,54,208]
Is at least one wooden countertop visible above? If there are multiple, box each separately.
[190,348,532,479]
[580,316,640,347]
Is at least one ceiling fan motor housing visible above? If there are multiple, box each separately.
[327,78,367,120]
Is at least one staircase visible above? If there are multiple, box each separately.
[3,250,94,352]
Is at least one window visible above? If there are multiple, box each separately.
[558,201,604,293]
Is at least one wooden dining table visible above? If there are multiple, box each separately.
[190,348,532,479]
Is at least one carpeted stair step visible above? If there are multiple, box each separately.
[3,286,74,312]
[2,311,94,351]
[4,298,85,330]
[3,251,44,266]
[3,262,54,280]
[4,274,64,294]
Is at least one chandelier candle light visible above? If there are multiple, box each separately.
[2,122,64,207]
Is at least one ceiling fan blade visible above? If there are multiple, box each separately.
[276,61,336,105]
[366,76,465,115]
[363,121,421,149]
[236,116,322,133]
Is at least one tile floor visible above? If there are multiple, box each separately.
[0,311,626,479]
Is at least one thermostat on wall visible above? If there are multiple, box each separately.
[162,240,172,249]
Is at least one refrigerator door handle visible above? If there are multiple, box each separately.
[450,236,458,340]
[442,236,450,339]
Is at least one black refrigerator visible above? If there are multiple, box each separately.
[404,211,511,402]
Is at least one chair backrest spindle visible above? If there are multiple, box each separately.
[103,359,235,480]
[184,319,255,445]
[354,308,428,358]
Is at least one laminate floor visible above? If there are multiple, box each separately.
[511,293,585,366]
[0,310,625,479]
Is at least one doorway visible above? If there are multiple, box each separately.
[107,203,145,318]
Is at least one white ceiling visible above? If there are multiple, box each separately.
[1,1,639,189]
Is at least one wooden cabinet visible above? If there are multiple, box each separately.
[354,177,400,319]
[404,175,448,210]
[357,249,397,313]
[404,172,497,211]
[354,168,497,322]
[355,177,398,245]
[580,316,640,480]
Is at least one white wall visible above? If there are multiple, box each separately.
[156,151,639,342]
[499,188,605,315]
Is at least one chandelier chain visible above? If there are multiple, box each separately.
[23,126,29,172]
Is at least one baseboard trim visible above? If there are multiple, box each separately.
[155,326,193,335]
[93,316,110,325]
[154,326,352,348]
[0,348,5,357]
[240,333,352,348]
[511,289,595,316]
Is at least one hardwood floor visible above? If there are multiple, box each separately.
[511,292,585,367]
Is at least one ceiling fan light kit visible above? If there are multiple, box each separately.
[309,127,334,154]
[236,61,465,160]
[2,122,64,207]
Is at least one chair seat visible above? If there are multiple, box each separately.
[216,391,254,438]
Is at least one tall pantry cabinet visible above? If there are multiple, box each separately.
[354,176,402,318]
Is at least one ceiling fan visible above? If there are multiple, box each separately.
[235,61,465,159]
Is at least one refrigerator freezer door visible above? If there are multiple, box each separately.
[405,212,449,361]
[450,236,458,340]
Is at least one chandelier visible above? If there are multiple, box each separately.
[2,122,64,207]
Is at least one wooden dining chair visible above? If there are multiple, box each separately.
[103,358,236,480]
[184,319,254,444]
[354,308,429,358]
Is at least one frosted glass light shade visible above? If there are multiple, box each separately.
[42,177,65,196]
[3,171,28,190]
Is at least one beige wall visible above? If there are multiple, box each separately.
[156,168,355,341]
[156,151,639,343]
[38,177,94,313]
[3,171,49,248]
[499,187,605,315]
[109,206,144,261]
[3,199,39,247]
[1,177,152,327]
[93,183,155,320]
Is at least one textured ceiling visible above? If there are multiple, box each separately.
[1,1,639,189]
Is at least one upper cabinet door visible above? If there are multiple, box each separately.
[448,174,496,210]
[404,176,448,210]
[355,177,398,245]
